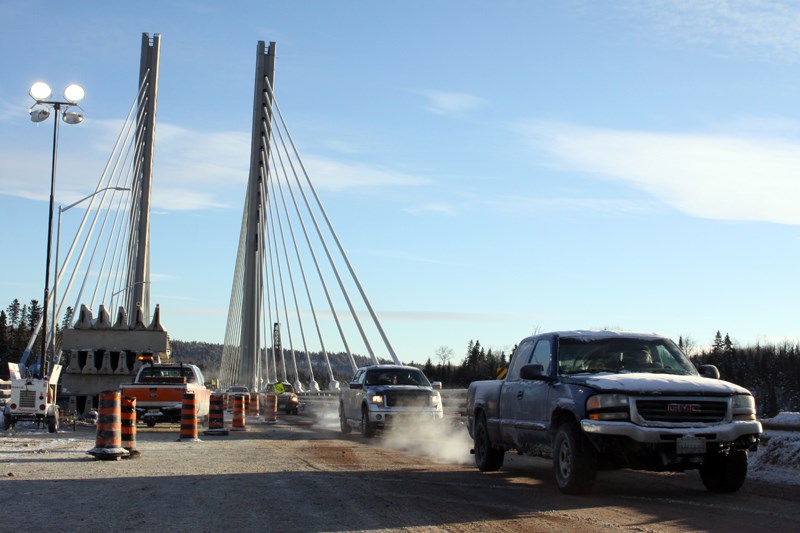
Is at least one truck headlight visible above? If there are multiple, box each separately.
[370,394,384,405]
[431,393,441,407]
[586,394,630,421]
[732,394,756,421]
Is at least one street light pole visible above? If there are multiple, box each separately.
[42,101,62,377]
[29,81,85,378]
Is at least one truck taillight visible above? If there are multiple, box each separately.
[10,403,16,409]
[39,404,46,410]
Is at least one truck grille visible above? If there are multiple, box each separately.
[385,391,431,408]
[635,399,728,423]
[18,390,37,409]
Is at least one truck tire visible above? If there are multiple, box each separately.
[474,413,504,471]
[339,403,352,434]
[361,405,376,438]
[146,419,157,428]
[553,422,596,495]
[2,411,11,431]
[700,450,748,493]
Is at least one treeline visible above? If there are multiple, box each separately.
[0,299,75,378]
[691,331,800,418]
[411,340,509,388]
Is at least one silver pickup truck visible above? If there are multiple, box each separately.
[467,330,762,494]
[339,364,443,437]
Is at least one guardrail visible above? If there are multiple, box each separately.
[298,388,468,418]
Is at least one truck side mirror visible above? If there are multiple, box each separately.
[431,381,442,390]
[698,364,720,379]
[520,364,548,381]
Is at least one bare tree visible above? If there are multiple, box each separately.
[679,335,699,357]
[435,345,454,365]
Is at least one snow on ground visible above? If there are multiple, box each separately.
[749,412,800,486]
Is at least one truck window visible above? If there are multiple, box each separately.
[507,340,535,381]
[531,339,552,374]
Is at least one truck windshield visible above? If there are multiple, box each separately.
[364,369,430,386]
[139,366,197,383]
[557,337,697,376]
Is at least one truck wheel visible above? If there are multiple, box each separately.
[2,411,11,431]
[553,422,596,495]
[474,413,504,471]
[700,450,748,493]
[339,403,352,434]
[361,405,376,438]
[146,419,157,428]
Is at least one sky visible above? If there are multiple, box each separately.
[2,0,800,365]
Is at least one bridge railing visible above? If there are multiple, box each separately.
[298,388,468,418]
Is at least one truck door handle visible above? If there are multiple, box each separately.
[517,391,524,400]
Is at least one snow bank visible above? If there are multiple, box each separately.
[749,431,800,486]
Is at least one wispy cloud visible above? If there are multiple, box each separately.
[417,90,487,117]
[0,119,430,210]
[303,156,430,190]
[630,0,800,60]
[405,202,459,216]
[518,120,800,225]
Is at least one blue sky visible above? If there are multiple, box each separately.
[2,0,800,364]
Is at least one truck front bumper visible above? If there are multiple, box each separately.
[580,419,762,444]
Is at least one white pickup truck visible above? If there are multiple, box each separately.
[339,364,443,437]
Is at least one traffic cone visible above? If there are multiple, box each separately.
[248,394,260,417]
[120,396,140,458]
[204,393,228,436]
[177,392,201,442]
[231,395,247,431]
[264,393,277,424]
[87,390,129,460]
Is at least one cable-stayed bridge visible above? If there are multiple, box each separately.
[24,34,402,411]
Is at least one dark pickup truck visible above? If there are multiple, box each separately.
[467,330,762,494]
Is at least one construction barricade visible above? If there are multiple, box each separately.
[248,393,259,417]
[177,392,201,442]
[87,390,129,460]
[264,393,277,424]
[120,396,140,458]
[231,394,247,431]
[203,393,229,436]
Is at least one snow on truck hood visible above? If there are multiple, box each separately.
[581,373,751,396]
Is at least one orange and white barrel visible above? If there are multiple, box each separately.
[264,393,277,424]
[87,390,129,460]
[231,395,247,431]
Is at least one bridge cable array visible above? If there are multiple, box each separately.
[22,70,154,372]
[219,76,400,392]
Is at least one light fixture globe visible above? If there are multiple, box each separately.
[30,105,51,123]
[63,84,85,104]
[62,111,84,125]
[29,81,52,102]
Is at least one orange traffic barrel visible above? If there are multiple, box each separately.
[87,391,129,460]
[177,392,201,442]
[231,394,247,431]
[248,394,259,417]
[264,393,277,424]
[120,396,140,458]
[204,393,228,436]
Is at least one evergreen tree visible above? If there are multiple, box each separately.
[7,299,21,328]
[723,333,734,355]
[711,331,724,354]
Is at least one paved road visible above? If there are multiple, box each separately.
[1,413,798,532]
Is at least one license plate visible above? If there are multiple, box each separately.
[146,409,161,416]
[676,436,706,454]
